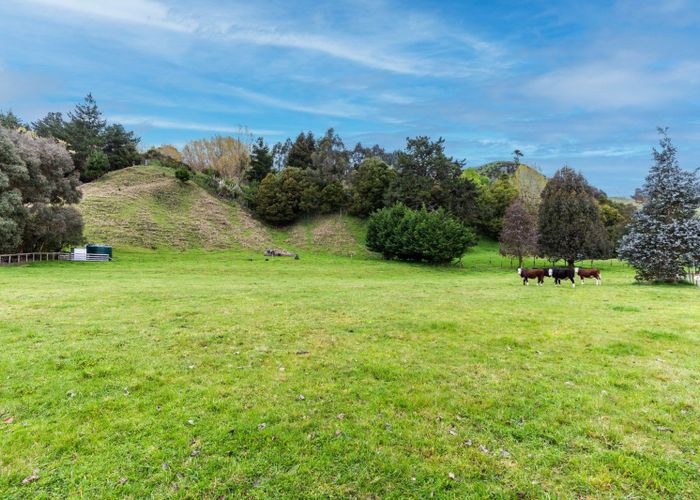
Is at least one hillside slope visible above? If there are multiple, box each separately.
[272,215,369,256]
[79,165,272,250]
[78,165,368,253]
[477,161,548,202]
[513,164,548,202]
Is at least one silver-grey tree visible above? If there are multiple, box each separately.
[618,129,700,282]
[0,126,83,253]
[0,128,28,253]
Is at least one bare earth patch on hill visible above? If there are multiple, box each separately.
[282,214,368,255]
[78,165,271,250]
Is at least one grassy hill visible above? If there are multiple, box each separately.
[78,165,367,254]
[79,165,271,250]
[513,164,548,203]
[477,161,548,202]
[610,196,642,209]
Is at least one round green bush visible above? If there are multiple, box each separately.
[366,204,477,263]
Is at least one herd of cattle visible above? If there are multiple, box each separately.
[517,267,602,287]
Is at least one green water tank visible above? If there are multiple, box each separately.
[86,244,113,259]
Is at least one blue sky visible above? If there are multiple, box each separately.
[1,0,699,195]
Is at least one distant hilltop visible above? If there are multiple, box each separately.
[466,161,548,203]
[473,161,640,207]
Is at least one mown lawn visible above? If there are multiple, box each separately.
[1,244,699,497]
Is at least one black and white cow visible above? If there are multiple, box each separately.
[547,267,576,287]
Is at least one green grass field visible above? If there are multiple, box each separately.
[2,243,700,497]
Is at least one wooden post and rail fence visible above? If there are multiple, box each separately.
[0,252,111,265]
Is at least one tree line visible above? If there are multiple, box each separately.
[2,95,141,182]
[0,97,637,263]
[1,94,143,253]
[4,97,697,278]
[500,130,700,282]
[0,127,82,253]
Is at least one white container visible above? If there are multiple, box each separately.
[73,248,87,261]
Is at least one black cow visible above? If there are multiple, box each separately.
[547,267,576,287]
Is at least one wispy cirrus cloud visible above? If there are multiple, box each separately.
[19,0,505,77]
[221,85,373,119]
[110,115,281,136]
[526,59,700,109]
[23,0,198,32]
[221,29,422,75]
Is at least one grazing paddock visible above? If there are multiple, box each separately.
[1,243,699,497]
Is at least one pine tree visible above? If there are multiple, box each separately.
[32,112,68,140]
[102,124,140,171]
[618,129,700,282]
[286,132,316,170]
[246,137,273,183]
[538,167,610,266]
[0,111,27,130]
[64,93,107,177]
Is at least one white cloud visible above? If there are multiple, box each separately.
[23,0,197,32]
[533,144,649,160]
[221,29,425,76]
[221,86,373,119]
[526,60,700,109]
[19,0,504,77]
[110,115,281,136]
[377,92,415,105]
[573,146,648,158]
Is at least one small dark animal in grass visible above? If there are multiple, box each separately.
[264,248,300,260]
[517,268,545,286]
[548,267,576,287]
[576,267,602,285]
